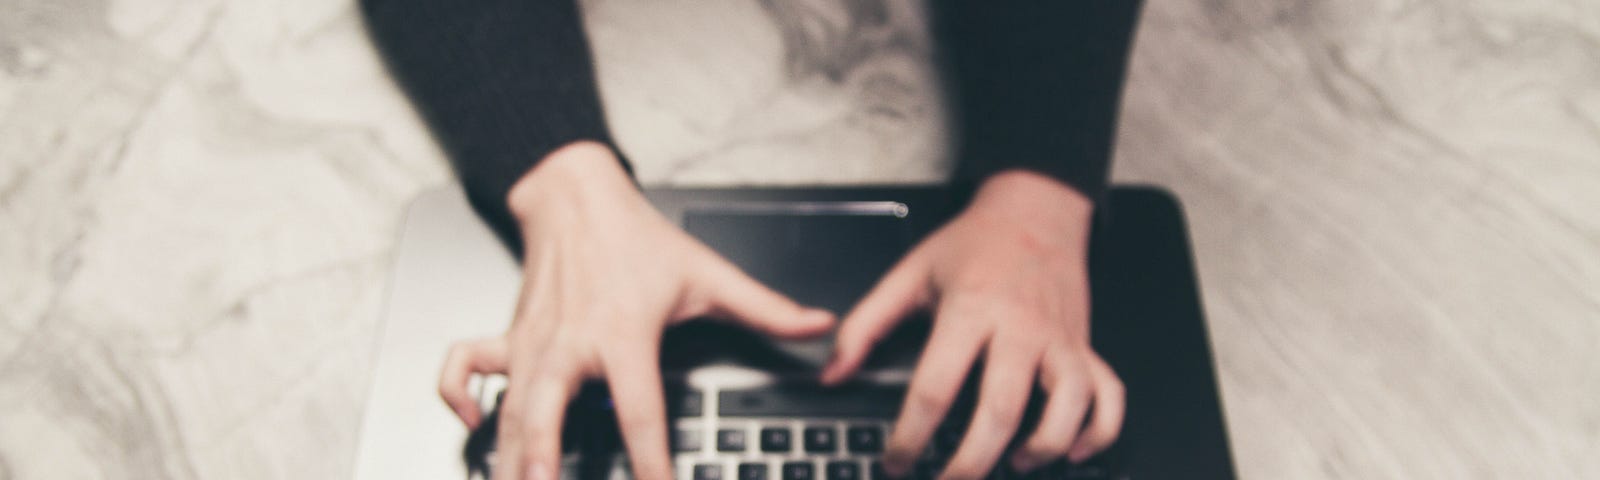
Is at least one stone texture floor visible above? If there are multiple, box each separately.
[2,0,1597,478]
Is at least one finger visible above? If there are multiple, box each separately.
[440,337,510,429]
[691,253,836,338]
[1067,354,1126,463]
[1009,351,1092,473]
[495,373,577,480]
[881,309,987,477]
[820,252,931,385]
[604,344,674,480]
[941,335,1041,480]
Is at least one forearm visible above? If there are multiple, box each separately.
[936,0,1145,203]
[359,0,627,252]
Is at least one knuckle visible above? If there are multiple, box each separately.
[948,291,1035,326]
[535,346,583,374]
[596,343,631,364]
[497,408,526,434]
[1057,372,1092,396]
[907,387,948,416]
[1025,433,1072,458]
[1104,375,1126,397]
[599,346,652,372]
[521,443,555,465]
[444,344,469,364]
[1001,328,1051,352]
[517,413,560,439]
[437,383,461,402]
[831,331,859,353]
[978,398,1024,427]
[1086,421,1119,441]
[1011,228,1051,255]
[1100,426,1126,445]
[941,459,988,480]
[949,279,1011,306]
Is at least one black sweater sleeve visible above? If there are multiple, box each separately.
[359,0,1144,252]
[935,1,1144,203]
[360,0,622,252]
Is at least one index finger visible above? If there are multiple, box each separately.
[439,337,509,429]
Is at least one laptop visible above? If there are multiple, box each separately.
[351,186,1236,480]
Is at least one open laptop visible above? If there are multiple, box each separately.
[351,186,1236,480]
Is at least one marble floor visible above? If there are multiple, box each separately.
[2,0,1597,479]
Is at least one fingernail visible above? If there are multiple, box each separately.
[881,463,905,478]
[1011,454,1037,473]
[803,308,835,324]
[1066,447,1088,464]
[881,453,909,477]
[820,355,849,385]
[526,462,551,480]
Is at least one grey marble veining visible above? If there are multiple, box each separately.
[1,0,1597,479]
[585,0,953,184]
[1,0,448,478]
[1115,1,1600,478]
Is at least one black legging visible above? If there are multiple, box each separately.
[358,0,1144,253]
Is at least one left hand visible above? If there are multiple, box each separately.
[820,170,1125,479]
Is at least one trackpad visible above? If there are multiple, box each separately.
[682,205,919,368]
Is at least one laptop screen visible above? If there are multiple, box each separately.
[683,205,914,317]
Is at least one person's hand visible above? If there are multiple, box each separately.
[437,141,836,480]
[821,170,1124,479]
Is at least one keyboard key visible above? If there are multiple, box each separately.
[825,461,860,480]
[739,463,769,480]
[695,464,724,480]
[1004,462,1043,480]
[1065,463,1109,479]
[803,426,836,453]
[675,428,703,452]
[782,462,815,480]
[679,391,704,417]
[760,427,792,452]
[845,426,883,453]
[868,462,887,480]
[719,386,904,417]
[611,458,633,480]
[718,429,747,452]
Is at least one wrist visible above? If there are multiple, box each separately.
[506,141,638,224]
[967,169,1095,247]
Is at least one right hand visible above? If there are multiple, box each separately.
[436,141,837,480]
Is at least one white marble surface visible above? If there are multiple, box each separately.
[1,0,1597,479]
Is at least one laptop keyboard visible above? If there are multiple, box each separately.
[466,383,1119,480]
[677,419,1110,480]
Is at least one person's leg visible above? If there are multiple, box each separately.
[358,0,627,253]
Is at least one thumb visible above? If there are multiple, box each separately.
[820,252,931,385]
[690,254,836,339]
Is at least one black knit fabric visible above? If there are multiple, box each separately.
[934,0,1143,202]
[360,0,1143,253]
[360,0,626,251]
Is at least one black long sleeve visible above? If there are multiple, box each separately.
[360,0,622,251]
[937,1,1144,202]
[359,0,1144,252]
